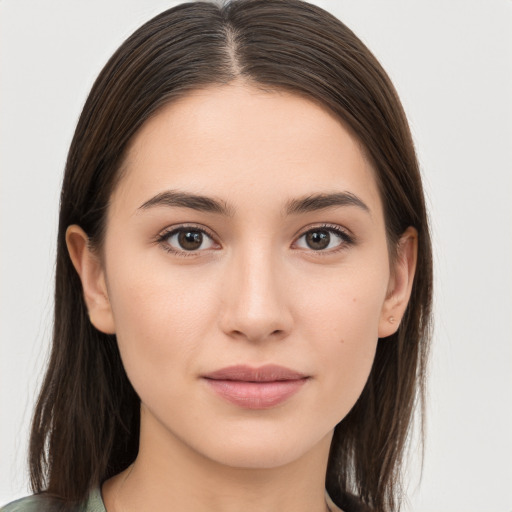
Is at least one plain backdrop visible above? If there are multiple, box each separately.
[1,1,511,511]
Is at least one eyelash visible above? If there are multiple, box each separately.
[155,223,355,258]
[155,224,218,258]
[296,224,355,255]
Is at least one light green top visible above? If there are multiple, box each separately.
[1,487,344,512]
[0,487,105,512]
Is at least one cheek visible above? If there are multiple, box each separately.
[296,262,388,417]
[104,252,220,387]
[298,259,388,343]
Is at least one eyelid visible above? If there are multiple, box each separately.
[292,223,355,253]
[154,222,355,257]
[155,223,220,257]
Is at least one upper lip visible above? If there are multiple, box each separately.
[203,364,308,382]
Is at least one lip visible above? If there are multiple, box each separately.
[202,364,309,409]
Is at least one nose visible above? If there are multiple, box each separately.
[218,246,293,343]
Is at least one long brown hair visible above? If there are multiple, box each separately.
[29,1,432,511]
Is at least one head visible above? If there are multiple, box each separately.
[30,1,432,511]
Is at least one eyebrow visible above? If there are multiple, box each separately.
[284,191,370,216]
[138,190,235,216]
[137,189,370,216]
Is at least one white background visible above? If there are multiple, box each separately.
[1,1,511,510]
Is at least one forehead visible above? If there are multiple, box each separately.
[111,82,382,220]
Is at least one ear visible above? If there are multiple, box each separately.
[65,225,116,334]
[378,226,418,338]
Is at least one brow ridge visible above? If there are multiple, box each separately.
[138,190,234,216]
[284,192,370,215]
[138,189,370,217]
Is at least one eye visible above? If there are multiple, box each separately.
[157,225,218,255]
[294,225,354,252]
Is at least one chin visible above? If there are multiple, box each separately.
[186,423,333,470]
[214,447,302,469]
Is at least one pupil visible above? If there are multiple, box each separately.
[306,230,330,250]
[178,230,202,250]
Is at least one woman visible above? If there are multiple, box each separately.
[1,1,432,511]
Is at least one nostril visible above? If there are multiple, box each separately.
[228,328,288,343]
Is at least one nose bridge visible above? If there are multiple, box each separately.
[219,241,292,342]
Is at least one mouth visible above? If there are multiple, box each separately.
[202,364,310,409]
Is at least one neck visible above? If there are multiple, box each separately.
[103,409,333,512]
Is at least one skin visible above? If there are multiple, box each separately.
[67,81,417,512]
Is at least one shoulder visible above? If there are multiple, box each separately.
[0,494,66,512]
[1,488,105,512]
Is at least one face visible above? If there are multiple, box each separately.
[69,82,409,470]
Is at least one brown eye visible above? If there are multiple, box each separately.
[163,227,216,253]
[178,230,204,250]
[295,226,353,252]
[305,230,330,250]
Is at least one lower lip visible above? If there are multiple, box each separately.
[204,378,308,409]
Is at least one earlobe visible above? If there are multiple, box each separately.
[378,227,418,338]
[65,225,116,334]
